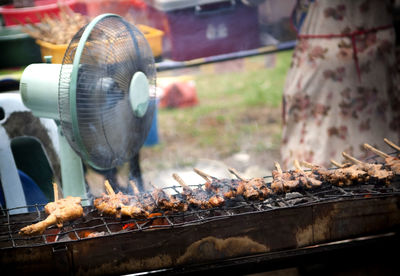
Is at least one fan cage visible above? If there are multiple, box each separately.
[58,15,156,170]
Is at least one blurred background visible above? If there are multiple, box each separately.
[0,0,298,192]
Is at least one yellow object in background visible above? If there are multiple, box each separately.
[137,24,164,58]
[36,40,68,64]
[36,25,163,64]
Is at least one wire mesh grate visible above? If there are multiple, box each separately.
[1,152,400,249]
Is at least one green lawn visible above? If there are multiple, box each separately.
[141,50,293,170]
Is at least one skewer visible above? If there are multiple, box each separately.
[299,160,314,169]
[228,167,247,181]
[342,152,363,165]
[104,180,115,195]
[363,143,390,158]
[330,159,345,168]
[53,182,59,201]
[193,168,212,182]
[384,138,400,152]
[274,161,283,174]
[293,159,304,172]
[129,180,140,195]
[172,173,189,188]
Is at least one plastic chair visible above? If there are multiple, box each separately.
[0,92,58,213]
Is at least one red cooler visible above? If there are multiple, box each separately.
[144,0,260,61]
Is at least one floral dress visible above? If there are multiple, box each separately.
[281,0,400,169]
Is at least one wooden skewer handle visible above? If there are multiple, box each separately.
[228,168,247,181]
[104,180,115,195]
[53,182,59,201]
[384,138,400,152]
[330,159,344,168]
[193,168,211,182]
[274,161,283,174]
[363,143,390,158]
[172,173,188,188]
[342,152,363,165]
[293,159,303,171]
[129,180,140,195]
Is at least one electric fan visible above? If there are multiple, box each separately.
[19,14,157,201]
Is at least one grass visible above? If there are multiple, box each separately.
[141,50,293,171]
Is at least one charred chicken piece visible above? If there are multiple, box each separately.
[292,160,323,189]
[151,185,188,212]
[271,162,301,193]
[229,168,272,200]
[19,196,83,236]
[364,142,400,175]
[302,160,368,186]
[193,168,238,199]
[173,173,224,209]
[204,179,238,199]
[94,192,149,219]
[342,152,393,184]
[129,180,157,213]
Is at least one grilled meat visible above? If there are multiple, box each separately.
[152,188,188,212]
[94,192,149,219]
[237,177,272,200]
[182,186,224,209]
[204,179,238,199]
[385,156,400,175]
[19,196,83,236]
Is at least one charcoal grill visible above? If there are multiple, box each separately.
[1,158,400,275]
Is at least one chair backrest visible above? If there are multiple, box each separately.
[0,92,59,213]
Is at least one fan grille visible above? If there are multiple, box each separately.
[59,15,156,170]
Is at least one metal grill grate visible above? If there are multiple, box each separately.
[1,173,399,250]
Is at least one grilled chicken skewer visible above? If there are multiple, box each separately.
[363,143,400,175]
[194,168,238,199]
[229,168,271,200]
[130,180,157,213]
[342,152,393,184]
[150,183,188,212]
[303,159,368,186]
[293,160,323,189]
[271,161,312,192]
[172,173,224,209]
[94,180,149,219]
[19,183,83,236]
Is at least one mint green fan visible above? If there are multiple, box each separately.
[19,14,156,202]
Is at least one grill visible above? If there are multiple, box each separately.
[1,155,400,275]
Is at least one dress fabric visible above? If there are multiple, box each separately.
[281,0,400,169]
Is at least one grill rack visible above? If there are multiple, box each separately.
[1,177,400,250]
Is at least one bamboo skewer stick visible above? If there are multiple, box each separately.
[384,138,400,152]
[228,167,247,181]
[172,173,189,188]
[274,161,283,174]
[342,152,364,165]
[104,180,115,195]
[129,180,140,195]
[293,159,304,172]
[330,159,345,168]
[363,143,390,158]
[53,182,59,201]
[299,160,314,169]
[193,168,212,182]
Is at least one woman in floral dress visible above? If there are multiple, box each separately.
[281,0,400,169]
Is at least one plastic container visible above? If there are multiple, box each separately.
[35,39,68,64]
[144,0,260,61]
[0,26,42,68]
[0,0,80,26]
[36,24,163,63]
[138,24,164,58]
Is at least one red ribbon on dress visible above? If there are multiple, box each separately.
[297,24,392,82]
